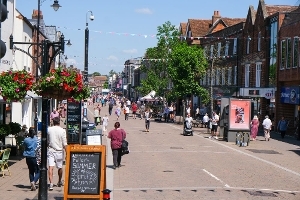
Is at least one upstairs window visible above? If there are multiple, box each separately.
[233,38,237,55]
[221,68,226,85]
[245,64,250,87]
[225,42,229,56]
[281,40,286,69]
[293,37,299,68]
[287,38,292,69]
[233,66,237,85]
[217,42,221,57]
[227,67,232,85]
[246,36,250,54]
[255,62,262,87]
[216,69,220,85]
[210,45,214,58]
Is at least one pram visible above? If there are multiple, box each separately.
[183,120,193,136]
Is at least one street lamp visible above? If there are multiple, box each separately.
[84,10,94,84]
[51,0,61,11]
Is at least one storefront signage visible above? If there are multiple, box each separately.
[239,88,275,99]
[280,86,300,104]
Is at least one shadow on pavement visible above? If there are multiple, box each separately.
[13,184,31,189]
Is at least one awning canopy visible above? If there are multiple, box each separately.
[25,91,42,99]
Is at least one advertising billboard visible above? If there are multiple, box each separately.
[228,99,251,131]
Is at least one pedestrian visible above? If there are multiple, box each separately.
[108,101,114,116]
[102,114,109,132]
[47,117,67,191]
[209,111,219,140]
[140,103,145,120]
[115,106,121,121]
[107,122,127,169]
[144,108,151,132]
[50,109,60,126]
[277,116,288,139]
[23,127,40,191]
[262,115,272,141]
[250,115,259,141]
[131,102,138,119]
[94,107,100,126]
[125,105,130,120]
[202,113,209,128]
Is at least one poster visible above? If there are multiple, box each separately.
[229,99,251,130]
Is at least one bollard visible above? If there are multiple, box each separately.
[102,189,111,200]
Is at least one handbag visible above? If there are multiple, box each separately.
[121,130,129,155]
[96,117,100,123]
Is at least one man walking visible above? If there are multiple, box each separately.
[262,115,272,141]
[47,117,67,191]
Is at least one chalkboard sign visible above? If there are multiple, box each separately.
[67,99,82,144]
[64,145,106,200]
[68,153,101,194]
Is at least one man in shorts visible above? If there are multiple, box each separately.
[47,117,67,191]
[209,111,219,140]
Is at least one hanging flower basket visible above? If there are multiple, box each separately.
[33,67,90,101]
[0,70,34,102]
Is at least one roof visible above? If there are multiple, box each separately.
[93,76,107,81]
[264,5,298,17]
[179,22,187,35]
[186,19,211,37]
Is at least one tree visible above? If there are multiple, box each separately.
[108,70,117,77]
[103,81,109,89]
[92,72,101,76]
[137,21,179,97]
[167,42,209,103]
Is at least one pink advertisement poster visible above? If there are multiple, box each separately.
[229,99,251,130]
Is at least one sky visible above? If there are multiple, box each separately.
[16,0,298,75]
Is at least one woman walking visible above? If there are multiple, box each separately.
[144,108,151,132]
[115,106,121,121]
[107,122,127,169]
[23,127,40,191]
[250,115,259,141]
[277,116,288,138]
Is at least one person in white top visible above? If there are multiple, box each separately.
[202,113,209,128]
[125,105,130,120]
[169,104,174,122]
[209,111,220,140]
[47,117,67,190]
[262,115,272,141]
[102,114,109,132]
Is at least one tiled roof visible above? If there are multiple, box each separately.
[265,5,298,16]
[179,22,187,36]
[187,19,211,37]
[93,76,107,81]
[222,18,246,27]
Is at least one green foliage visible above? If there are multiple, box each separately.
[8,122,21,135]
[92,72,101,76]
[0,124,11,141]
[103,81,109,89]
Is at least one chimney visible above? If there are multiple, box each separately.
[212,10,221,25]
[32,9,43,20]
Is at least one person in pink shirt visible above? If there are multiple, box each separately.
[107,122,126,169]
[50,109,60,126]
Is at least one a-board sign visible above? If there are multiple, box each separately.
[86,129,103,145]
[64,145,106,200]
[67,99,82,144]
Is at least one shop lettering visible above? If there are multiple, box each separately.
[1,60,10,65]
[281,92,290,98]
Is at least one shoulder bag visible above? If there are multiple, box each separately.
[121,130,129,155]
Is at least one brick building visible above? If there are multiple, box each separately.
[276,6,300,134]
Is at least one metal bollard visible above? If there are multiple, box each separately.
[102,189,111,200]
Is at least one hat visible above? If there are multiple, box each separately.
[22,125,27,129]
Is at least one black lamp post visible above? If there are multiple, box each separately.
[84,10,94,84]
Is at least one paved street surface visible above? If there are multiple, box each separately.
[0,104,300,200]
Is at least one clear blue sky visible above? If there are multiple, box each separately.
[16,0,297,75]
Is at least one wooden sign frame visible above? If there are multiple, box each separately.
[64,144,106,199]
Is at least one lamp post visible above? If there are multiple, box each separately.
[210,58,214,117]
[84,10,94,84]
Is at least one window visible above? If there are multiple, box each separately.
[210,45,214,58]
[188,30,191,38]
[211,69,215,86]
[233,66,237,85]
[258,32,261,51]
[216,68,220,85]
[287,38,291,69]
[228,67,232,85]
[255,62,262,87]
[246,36,250,54]
[217,43,221,57]
[233,38,237,55]
[281,40,286,69]
[203,46,208,57]
[222,68,225,85]
[225,42,229,56]
[293,37,299,68]
[245,64,250,87]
